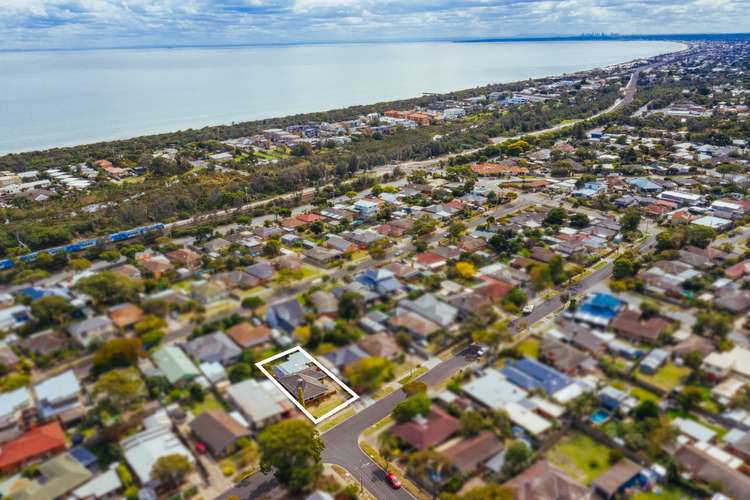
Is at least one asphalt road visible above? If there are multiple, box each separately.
[218,345,482,500]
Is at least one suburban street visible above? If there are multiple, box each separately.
[218,231,659,500]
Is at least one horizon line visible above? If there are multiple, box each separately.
[1,31,747,54]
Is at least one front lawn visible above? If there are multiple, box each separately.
[638,362,690,391]
[191,395,225,416]
[547,433,613,485]
[633,485,693,500]
[517,337,540,359]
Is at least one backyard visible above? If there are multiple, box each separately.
[546,432,614,485]
[637,362,690,392]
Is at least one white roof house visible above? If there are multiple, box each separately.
[121,410,194,486]
[72,468,122,499]
[226,378,290,428]
[673,418,717,443]
[462,369,527,410]
[34,369,82,420]
[692,215,732,231]
[505,402,552,436]
[703,347,750,380]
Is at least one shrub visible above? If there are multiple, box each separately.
[223,465,236,477]
[124,486,139,500]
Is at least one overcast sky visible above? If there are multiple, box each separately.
[0,0,747,50]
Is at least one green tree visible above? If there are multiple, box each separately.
[344,357,393,392]
[263,239,281,258]
[75,272,143,305]
[392,392,431,423]
[502,440,531,476]
[258,420,324,493]
[460,411,489,436]
[543,207,567,226]
[338,291,365,321]
[92,338,141,375]
[94,368,145,411]
[241,296,265,312]
[150,454,193,487]
[569,213,590,228]
[30,296,73,326]
[620,208,641,233]
[613,257,636,279]
[530,264,552,291]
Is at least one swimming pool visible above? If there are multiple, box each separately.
[591,409,611,425]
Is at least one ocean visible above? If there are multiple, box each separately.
[0,40,683,155]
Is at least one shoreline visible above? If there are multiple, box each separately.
[1,40,684,157]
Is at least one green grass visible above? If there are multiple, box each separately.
[399,367,428,385]
[318,408,356,433]
[547,433,613,485]
[633,485,693,500]
[638,362,690,391]
[517,337,540,359]
[630,386,661,403]
[191,395,225,416]
[363,416,394,437]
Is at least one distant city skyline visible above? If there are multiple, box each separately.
[1,0,748,51]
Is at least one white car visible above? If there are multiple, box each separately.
[522,304,534,315]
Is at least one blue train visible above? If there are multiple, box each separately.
[1,223,165,270]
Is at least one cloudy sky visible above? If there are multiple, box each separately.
[0,0,746,50]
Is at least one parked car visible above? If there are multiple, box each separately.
[522,304,534,315]
[386,473,402,489]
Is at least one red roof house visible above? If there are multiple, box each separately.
[0,422,66,472]
[390,407,459,450]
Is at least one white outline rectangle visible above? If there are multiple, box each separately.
[255,345,360,424]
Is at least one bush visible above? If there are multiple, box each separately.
[402,381,427,396]
[124,486,139,500]
[223,465,236,477]
[608,449,624,465]
[116,464,133,487]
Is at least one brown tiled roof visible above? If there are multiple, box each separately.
[391,407,459,451]
[440,431,502,473]
[475,280,514,301]
[611,310,669,343]
[189,409,250,456]
[504,460,590,500]
[675,444,750,500]
[358,332,400,358]
[592,459,641,497]
[108,303,144,329]
[226,323,272,348]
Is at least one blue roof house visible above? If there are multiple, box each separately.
[267,298,305,334]
[501,358,573,397]
[356,268,405,297]
[574,293,624,328]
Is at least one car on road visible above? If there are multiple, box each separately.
[386,473,402,489]
[522,304,534,315]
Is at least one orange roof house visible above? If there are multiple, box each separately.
[108,303,145,329]
[0,422,66,472]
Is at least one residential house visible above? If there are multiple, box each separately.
[152,346,201,385]
[108,303,144,330]
[34,370,84,424]
[226,379,292,430]
[591,459,642,500]
[245,262,275,283]
[135,251,172,278]
[308,290,339,317]
[0,387,35,444]
[191,280,229,305]
[356,268,405,297]
[323,345,369,373]
[358,332,400,359]
[398,293,458,332]
[167,248,203,270]
[611,309,670,344]
[21,329,69,357]
[539,337,591,374]
[267,299,305,334]
[212,270,259,290]
[503,460,591,500]
[675,443,750,500]
[278,367,333,404]
[8,452,92,500]
[703,346,750,381]
[0,421,66,473]
[121,411,195,487]
[390,406,460,451]
[70,468,123,500]
[226,322,273,350]
[441,431,503,475]
[189,409,250,457]
[183,332,242,366]
[0,305,31,332]
[326,234,357,254]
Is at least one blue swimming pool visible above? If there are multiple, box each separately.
[591,409,611,425]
